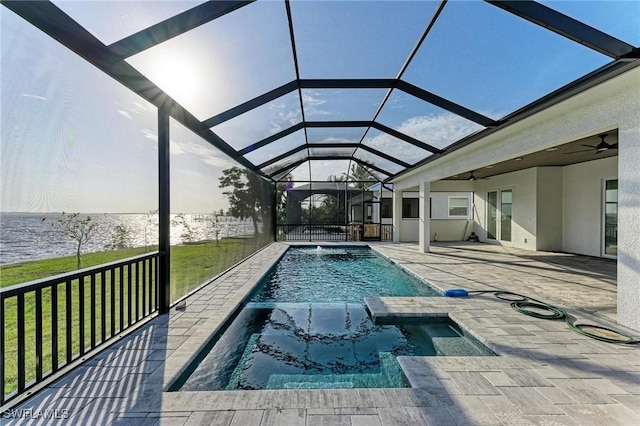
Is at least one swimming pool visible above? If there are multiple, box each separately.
[173,246,492,391]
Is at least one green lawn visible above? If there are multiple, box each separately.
[0,236,270,397]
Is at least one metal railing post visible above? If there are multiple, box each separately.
[158,104,171,314]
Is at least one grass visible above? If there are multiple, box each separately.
[0,236,270,398]
[0,247,151,288]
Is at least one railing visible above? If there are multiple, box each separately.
[381,224,393,241]
[277,224,350,241]
[0,252,160,406]
[277,224,393,242]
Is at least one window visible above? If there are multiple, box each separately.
[448,197,469,218]
[381,198,392,218]
[402,198,419,218]
[604,179,618,256]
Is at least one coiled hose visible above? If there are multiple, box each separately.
[444,289,640,345]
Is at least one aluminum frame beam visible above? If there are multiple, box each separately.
[266,156,392,181]
[255,141,411,171]
[109,1,255,59]
[238,122,305,156]
[203,81,299,128]
[488,0,637,59]
[396,81,498,127]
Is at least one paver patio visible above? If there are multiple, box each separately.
[4,242,639,425]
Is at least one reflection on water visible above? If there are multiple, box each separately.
[181,304,435,390]
[0,212,255,264]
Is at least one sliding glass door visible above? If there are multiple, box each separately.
[487,191,498,240]
[603,179,618,257]
[500,190,512,242]
[486,189,512,243]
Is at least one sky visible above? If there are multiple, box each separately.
[1,0,638,213]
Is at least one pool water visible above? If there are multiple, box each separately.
[250,246,441,303]
[175,246,492,391]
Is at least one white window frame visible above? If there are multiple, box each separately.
[447,196,470,219]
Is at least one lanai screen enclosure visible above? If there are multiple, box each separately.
[1,0,639,406]
[4,0,637,241]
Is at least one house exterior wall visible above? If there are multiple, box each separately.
[615,76,640,331]
[430,220,469,241]
[536,167,563,252]
[399,219,419,242]
[430,191,473,241]
[562,156,617,257]
[472,168,538,251]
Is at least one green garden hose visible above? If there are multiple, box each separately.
[463,290,640,345]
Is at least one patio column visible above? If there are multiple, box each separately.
[618,114,640,331]
[158,104,171,314]
[392,189,402,242]
[419,181,430,253]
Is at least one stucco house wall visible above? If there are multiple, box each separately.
[472,168,537,251]
[562,156,618,257]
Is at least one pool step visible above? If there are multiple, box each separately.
[264,352,408,390]
[431,336,493,356]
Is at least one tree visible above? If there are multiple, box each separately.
[219,167,272,235]
[171,213,197,243]
[142,209,158,251]
[207,212,224,247]
[348,163,373,188]
[53,212,97,269]
[327,174,346,183]
[105,222,133,251]
[275,174,293,224]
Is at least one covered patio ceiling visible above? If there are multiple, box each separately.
[444,131,620,180]
[4,0,639,183]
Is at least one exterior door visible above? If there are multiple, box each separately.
[486,189,512,243]
[603,179,618,258]
[500,190,512,242]
[362,201,381,240]
[487,191,498,240]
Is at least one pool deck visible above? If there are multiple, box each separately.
[5,242,639,425]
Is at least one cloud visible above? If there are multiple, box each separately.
[314,136,357,144]
[200,154,235,169]
[363,113,483,164]
[269,109,301,134]
[302,91,332,117]
[142,128,158,142]
[117,109,132,120]
[133,101,155,113]
[266,98,302,134]
[302,92,326,108]
[396,114,483,149]
[21,93,47,101]
[115,100,155,120]
[170,133,236,169]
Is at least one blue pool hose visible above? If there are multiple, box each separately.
[444,288,640,345]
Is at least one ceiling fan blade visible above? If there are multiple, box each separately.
[581,144,598,149]
[564,149,594,154]
[610,143,619,149]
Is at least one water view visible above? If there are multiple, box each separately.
[0,212,255,265]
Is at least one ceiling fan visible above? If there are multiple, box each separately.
[566,133,618,155]
[467,170,489,181]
